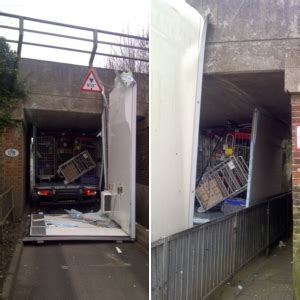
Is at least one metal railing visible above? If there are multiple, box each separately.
[0,187,14,242]
[152,193,292,300]
[0,12,148,66]
[0,187,14,226]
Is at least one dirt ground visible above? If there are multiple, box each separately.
[0,221,22,292]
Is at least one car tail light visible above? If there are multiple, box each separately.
[37,190,51,196]
[83,189,97,196]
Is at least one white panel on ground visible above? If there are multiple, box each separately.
[152,0,208,241]
[30,214,127,237]
[108,73,136,238]
[247,108,290,207]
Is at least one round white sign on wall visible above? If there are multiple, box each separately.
[5,149,19,157]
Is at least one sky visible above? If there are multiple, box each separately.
[0,0,149,66]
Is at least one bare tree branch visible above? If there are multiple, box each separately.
[105,27,148,74]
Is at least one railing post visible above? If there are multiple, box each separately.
[285,193,292,237]
[286,193,289,235]
[0,226,2,245]
[162,238,169,300]
[266,199,270,256]
[17,17,24,60]
[89,30,98,67]
[233,213,238,272]
[0,193,3,245]
[11,188,16,222]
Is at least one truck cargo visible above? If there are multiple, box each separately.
[31,128,101,205]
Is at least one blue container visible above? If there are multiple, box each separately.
[223,198,246,215]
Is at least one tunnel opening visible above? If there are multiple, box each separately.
[21,71,137,242]
[194,71,292,224]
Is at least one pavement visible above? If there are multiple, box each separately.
[11,242,148,300]
[207,236,294,300]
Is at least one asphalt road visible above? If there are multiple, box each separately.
[12,242,148,300]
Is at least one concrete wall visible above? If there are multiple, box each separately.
[188,0,300,74]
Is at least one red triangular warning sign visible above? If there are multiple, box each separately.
[80,69,103,93]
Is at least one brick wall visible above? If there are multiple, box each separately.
[291,94,300,299]
[0,122,26,220]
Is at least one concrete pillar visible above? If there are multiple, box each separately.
[286,50,300,300]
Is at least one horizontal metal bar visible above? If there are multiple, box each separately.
[5,39,149,62]
[97,51,148,62]
[152,237,167,248]
[5,38,89,52]
[0,12,148,41]
[164,213,235,243]
[268,191,291,201]
[0,25,148,51]
[0,24,19,31]
[0,24,93,42]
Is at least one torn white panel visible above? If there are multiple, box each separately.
[30,214,127,237]
[64,208,110,223]
[119,71,135,87]
[45,227,126,236]
[151,0,207,241]
[246,109,289,207]
[108,72,137,238]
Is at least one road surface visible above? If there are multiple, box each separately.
[12,242,148,300]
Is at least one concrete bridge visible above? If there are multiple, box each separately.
[19,58,149,128]
[187,0,299,128]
